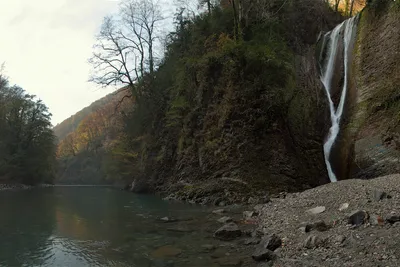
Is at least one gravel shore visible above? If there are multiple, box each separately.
[254,174,400,266]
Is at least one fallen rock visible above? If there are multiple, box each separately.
[348,210,368,226]
[306,206,326,215]
[244,237,261,245]
[151,245,182,258]
[386,215,400,224]
[260,234,282,251]
[212,209,226,215]
[252,247,276,262]
[214,223,242,240]
[338,203,349,211]
[369,214,385,226]
[243,210,259,219]
[217,216,233,224]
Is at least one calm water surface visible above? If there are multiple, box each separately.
[0,186,225,267]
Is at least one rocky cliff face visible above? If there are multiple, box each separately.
[348,2,400,179]
[133,1,344,204]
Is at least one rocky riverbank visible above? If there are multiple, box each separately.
[0,183,54,191]
[205,174,400,266]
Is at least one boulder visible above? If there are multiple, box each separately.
[260,234,282,251]
[252,247,276,262]
[214,223,242,240]
[348,210,368,226]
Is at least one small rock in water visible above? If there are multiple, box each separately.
[348,210,368,226]
[214,223,242,241]
[386,215,400,224]
[217,216,233,224]
[252,247,276,262]
[212,209,226,215]
[160,217,178,223]
[244,237,261,245]
[243,210,259,219]
[151,245,182,258]
[201,244,216,251]
[369,214,385,226]
[339,203,349,211]
[260,234,282,251]
[306,206,326,215]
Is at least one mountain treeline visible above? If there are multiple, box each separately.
[0,72,56,185]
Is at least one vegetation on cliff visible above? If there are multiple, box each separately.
[0,69,56,185]
[55,0,345,199]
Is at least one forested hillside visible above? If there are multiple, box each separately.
[54,0,399,206]
[55,88,132,184]
[0,71,56,185]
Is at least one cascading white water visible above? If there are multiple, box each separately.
[320,16,358,183]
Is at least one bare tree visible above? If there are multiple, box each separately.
[334,0,341,12]
[120,0,164,75]
[89,16,138,90]
[89,0,164,94]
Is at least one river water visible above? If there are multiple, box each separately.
[0,186,243,267]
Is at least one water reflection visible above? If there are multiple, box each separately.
[0,187,216,267]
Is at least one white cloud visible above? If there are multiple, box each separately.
[0,0,120,125]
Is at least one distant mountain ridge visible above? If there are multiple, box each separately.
[53,87,129,142]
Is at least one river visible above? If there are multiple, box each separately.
[0,186,248,267]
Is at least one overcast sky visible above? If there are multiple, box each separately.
[0,0,122,126]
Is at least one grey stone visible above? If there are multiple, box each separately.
[217,216,233,224]
[386,215,400,224]
[214,223,242,241]
[248,197,259,204]
[252,247,276,262]
[373,189,388,201]
[348,210,368,226]
[304,235,321,249]
[369,214,384,225]
[306,206,326,215]
[333,235,346,244]
[260,234,282,251]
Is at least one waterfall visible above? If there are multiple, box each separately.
[319,16,358,183]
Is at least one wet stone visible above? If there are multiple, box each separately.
[214,223,242,241]
[260,234,282,251]
[252,247,276,262]
[217,216,233,224]
[244,237,261,245]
